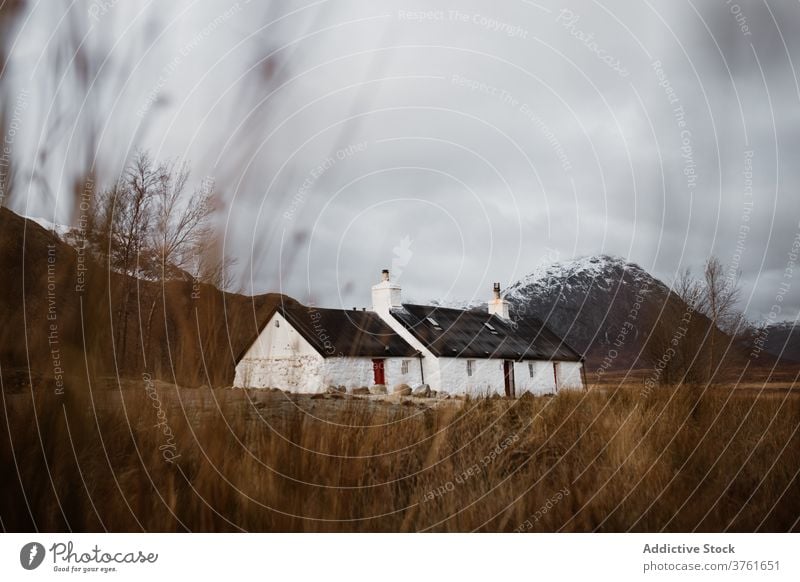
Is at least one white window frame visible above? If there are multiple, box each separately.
[401,359,409,375]
[466,360,475,377]
[528,362,535,378]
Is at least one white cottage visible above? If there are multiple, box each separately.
[234,270,586,396]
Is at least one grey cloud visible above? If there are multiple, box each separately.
[7,0,800,321]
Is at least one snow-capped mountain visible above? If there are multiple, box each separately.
[506,255,662,299]
[426,298,486,311]
[503,255,672,368]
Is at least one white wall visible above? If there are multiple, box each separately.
[240,312,320,359]
[384,357,424,388]
[233,313,426,391]
[234,312,325,390]
[320,356,422,389]
[515,361,558,396]
[435,359,583,396]
[428,358,578,397]
[438,357,506,396]
[235,355,423,392]
[555,361,584,391]
[234,354,325,391]
[320,357,376,389]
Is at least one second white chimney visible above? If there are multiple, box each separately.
[488,282,510,319]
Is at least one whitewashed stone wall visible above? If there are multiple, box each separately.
[234,312,324,390]
[320,357,375,389]
[241,312,319,359]
[435,358,583,396]
[555,361,584,390]
[235,355,423,392]
[384,357,424,387]
[438,357,506,396]
[234,354,324,391]
[515,361,558,395]
[320,357,422,389]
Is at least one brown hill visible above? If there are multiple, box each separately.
[0,207,286,389]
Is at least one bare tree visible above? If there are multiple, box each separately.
[119,152,158,362]
[80,150,224,372]
[112,152,157,274]
[152,162,208,280]
[143,164,214,361]
[698,258,735,380]
[645,257,744,387]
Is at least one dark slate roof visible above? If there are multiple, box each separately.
[390,304,582,361]
[239,300,419,360]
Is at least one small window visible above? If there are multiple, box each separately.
[483,322,498,335]
[528,362,534,378]
[426,316,442,330]
[275,319,280,328]
[466,360,475,377]
[401,360,409,374]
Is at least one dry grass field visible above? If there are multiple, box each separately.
[2,377,798,532]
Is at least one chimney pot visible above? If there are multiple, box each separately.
[381,269,390,282]
[489,281,509,319]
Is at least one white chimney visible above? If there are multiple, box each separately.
[371,269,402,312]
[488,282,510,319]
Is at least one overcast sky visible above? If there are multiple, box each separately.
[5,0,800,323]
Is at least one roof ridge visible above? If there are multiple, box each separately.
[401,302,485,314]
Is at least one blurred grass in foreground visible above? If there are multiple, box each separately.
[2,381,798,532]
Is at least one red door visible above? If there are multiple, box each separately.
[503,361,515,398]
[372,359,385,385]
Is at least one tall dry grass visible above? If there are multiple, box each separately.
[1,380,798,532]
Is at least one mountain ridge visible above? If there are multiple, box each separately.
[502,254,670,368]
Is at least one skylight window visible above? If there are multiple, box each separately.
[483,322,498,335]
[426,316,442,330]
